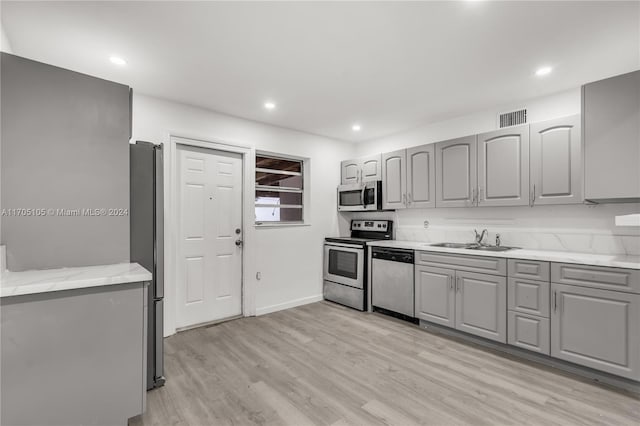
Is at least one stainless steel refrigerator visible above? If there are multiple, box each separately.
[130,141,166,390]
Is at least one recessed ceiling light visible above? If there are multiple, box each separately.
[264,101,276,110]
[535,66,552,77]
[109,56,127,66]
[352,124,361,132]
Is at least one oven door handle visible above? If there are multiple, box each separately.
[324,242,366,251]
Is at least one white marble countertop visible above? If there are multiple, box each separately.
[0,263,152,298]
[367,240,640,270]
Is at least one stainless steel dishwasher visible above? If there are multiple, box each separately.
[371,247,415,317]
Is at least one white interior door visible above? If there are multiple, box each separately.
[176,144,243,328]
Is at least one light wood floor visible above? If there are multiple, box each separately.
[130,301,639,426]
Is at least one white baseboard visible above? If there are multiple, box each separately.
[256,294,323,316]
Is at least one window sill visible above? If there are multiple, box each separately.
[254,222,311,229]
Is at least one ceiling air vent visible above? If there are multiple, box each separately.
[498,108,527,128]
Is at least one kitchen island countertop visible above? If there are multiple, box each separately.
[0,262,151,298]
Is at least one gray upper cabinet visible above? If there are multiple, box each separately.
[455,271,507,343]
[340,159,360,185]
[551,283,640,380]
[477,125,530,207]
[435,135,477,208]
[583,70,640,203]
[415,265,455,327]
[381,149,407,210]
[340,154,382,185]
[530,115,582,205]
[361,154,382,181]
[406,144,436,209]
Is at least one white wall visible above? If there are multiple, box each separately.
[355,88,580,156]
[132,94,355,335]
[347,87,640,256]
[1,18,13,53]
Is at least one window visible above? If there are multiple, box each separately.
[255,154,304,224]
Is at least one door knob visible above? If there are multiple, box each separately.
[235,239,243,247]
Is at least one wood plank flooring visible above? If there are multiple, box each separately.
[129,301,639,426]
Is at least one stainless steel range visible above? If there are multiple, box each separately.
[323,220,393,311]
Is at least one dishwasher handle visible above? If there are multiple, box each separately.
[371,247,414,264]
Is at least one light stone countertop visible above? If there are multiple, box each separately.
[0,262,152,298]
[367,240,640,270]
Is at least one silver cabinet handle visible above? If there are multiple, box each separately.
[558,292,563,315]
[471,188,476,206]
[456,277,461,292]
[531,184,536,206]
[449,275,453,290]
[402,193,406,206]
[408,192,412,204]
[479,188,484,204]
[553,291,557,313]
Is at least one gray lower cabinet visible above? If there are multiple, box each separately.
[477,125,530,207]
[551,283,640,380]
[381,149,407,209]
[455,271,507,343]
[508,277,550,318]
[435,135,477,208]
[530,114,582,205]
[415,252,507,343]
[583,70,640,203]
[406,144,436,209]
[415,265,455,327]
[508,311,550,355]
[1,282,148,425]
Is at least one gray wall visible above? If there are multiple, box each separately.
[1,53,130,271]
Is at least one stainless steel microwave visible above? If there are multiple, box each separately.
[337,180,382,211]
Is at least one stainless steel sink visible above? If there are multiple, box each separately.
[467,246,518,252]
[429,242,518,252]
[429,242,475,249]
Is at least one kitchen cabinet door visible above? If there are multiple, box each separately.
[406,144,436,209]
[435,135,477,208]
[477,125,530,207]
[551,283,640,380]
[508,311,550,355]
[455,271,507,343]
[360,154,382,181]
[415,266,455,327]
[381,149,407,210]
[583,70,640,203]
[341,159,360,185]
[530,115,582,205]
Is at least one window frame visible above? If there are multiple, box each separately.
[254,151,309,227]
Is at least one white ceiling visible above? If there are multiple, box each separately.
[2,1,639,142]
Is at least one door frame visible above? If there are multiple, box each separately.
[165,135,256,335]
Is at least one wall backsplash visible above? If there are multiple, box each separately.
[341,203,640,256]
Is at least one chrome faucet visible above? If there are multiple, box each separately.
[474,229,488,246]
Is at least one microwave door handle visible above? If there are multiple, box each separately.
[361,187,366,206]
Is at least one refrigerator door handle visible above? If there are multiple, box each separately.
[154,145,164,299]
